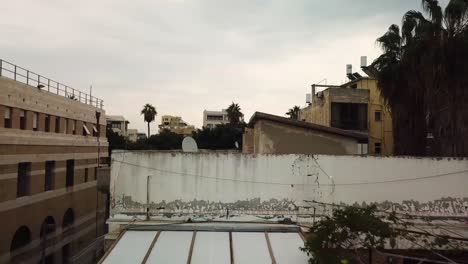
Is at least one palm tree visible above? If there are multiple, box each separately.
[141,104,157,137]
[286,106,301,120]
[371,0,468,156]
[226,102,244,124]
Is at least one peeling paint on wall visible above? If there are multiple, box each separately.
[110,151,468,222]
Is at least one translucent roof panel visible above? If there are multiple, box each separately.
[191,232,230,264]
[232,232,271,264]
[269,233,309,264]
[146,231,193,264]
[102,231,157,264]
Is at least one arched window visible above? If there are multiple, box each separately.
[10,226,31,252]
[40,216,56,238]
[62,208,74,228]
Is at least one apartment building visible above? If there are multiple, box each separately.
[300,77,393,156]
[105,115,129,136]
[0,60,110,264]
[202,109,228,128]
[158,115,195,136]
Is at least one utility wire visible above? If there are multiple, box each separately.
[112,159,468,186]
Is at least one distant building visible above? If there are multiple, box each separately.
[0,60,109,263]
[243,112,368,155]
[159,115,195,136]
[300,77,393,156]
[136,132,147,141]
[203,109,229,128]
[106,115,129,136]
[127,129,138,142]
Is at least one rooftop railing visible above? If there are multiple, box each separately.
[0,59,103,109]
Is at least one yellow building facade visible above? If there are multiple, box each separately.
[300,78,393,155]
[158,115,195,136]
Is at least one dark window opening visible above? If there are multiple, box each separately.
[375,111,382,122]
[70,120,76,135]
[55,117,60,133]
[84,168,89,182]
[331,103,368,130]
[45,115,50,132]
[62,209,74,228]
[45,254,55,264]
[17,162,31,197]
[10,226,31,252]
[66,160,74,187]
[375,142,382,155]
[19,110,26,130]
[94,167,98,180]
[40,216,56,238]
[45,161,55,191]
[62,244,71,264]
[4,107,12,128]
[33,112,38,131]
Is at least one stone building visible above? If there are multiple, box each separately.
[202,109,229,128]
[243,112,368,155]
[0,60,110,263]
[300,77,393,155]
[158,115,195,136]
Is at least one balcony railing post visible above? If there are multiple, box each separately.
[26,71,29,85]
[47,79,50,92]
[0,59,2,76]
[38,75,40,86]
[14,65,17,80]
[79,91,81,102]
[65,86,67,97]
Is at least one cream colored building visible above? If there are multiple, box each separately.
[158,115,195,136]
[300,77,393,155]
[0,59,109,263]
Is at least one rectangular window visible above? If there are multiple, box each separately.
[66,160,74,187]
[375,111,382,122]
[374,142,382,155]
[83,123,91,136]
[33,112,38,131]
[55,117,60,133]
[19,110,26,130]
[71,120,76,135]
[17,162,31,197]
[63,118,68,134]
[93,125,98,137]
[45,161,55,191]
[45,115,50,132]
[4,107,12,128]
[330,103,368,130]
[84,168,89,182]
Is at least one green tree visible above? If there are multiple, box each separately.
[192,123,244,150]
[371,0,468,156]
[226,102,244,124]
[141,104,157,137]
[286,106,301,120]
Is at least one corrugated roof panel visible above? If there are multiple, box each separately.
[268,233,309,264]
[146,231,193,264]
[232,232,271,264]
[102,231,157,264]
[191,232,230,264]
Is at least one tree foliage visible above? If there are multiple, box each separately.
[141,103,157,137]
[372,0,468,156]
[192,123,245,150]
[226,102,244,124]
[286,106,301,120]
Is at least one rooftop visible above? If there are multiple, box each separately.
[248,112,368,141]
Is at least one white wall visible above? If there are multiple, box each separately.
[110,151,468,221]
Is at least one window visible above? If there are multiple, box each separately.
[4,107,12,128]
[207,115,223,121]
[17,162,31,197]
[70,120,76,134]
[45,115,50,132]
[19,110,26,130]
[66,160,74,187]
[40,216,56,238]
[93,125,98,137]
[83,123,91,136]
[45,161,55,191]
[375,111,382,122]
[111,123,121,129]
[62,208,74,228]
[10,226,31,252]
[374,142,382,155]
[33,112,38,131]
[94,167,98,180]
[331,103,368,130]
[55,117,60,133]
[63,118,68,134]
[84,168,89,182]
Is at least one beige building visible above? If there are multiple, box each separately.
[106,115,129,136]
[0,60,110,263]
[243,112,368,155]
[203,109,228,128]
[158,115,195,136]
[300,77,393,155]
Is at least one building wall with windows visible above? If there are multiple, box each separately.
[0,76,110,263]
[299,78,393,155]
[203,110,229,128]
[159,115,195,136]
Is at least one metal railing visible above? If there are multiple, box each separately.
[0,59,103,109]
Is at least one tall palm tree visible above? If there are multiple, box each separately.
[371,0,468,156]
[141,104,157,137]
[286,106,301,120]
[226,102,244,124]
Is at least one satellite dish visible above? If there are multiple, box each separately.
[182,137,198,152]
[234,141,239,149]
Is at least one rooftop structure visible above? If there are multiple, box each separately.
[203,109,229,128]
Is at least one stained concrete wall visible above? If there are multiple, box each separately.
[110,151,468,221]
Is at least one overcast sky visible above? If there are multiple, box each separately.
[1,0,448,133]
